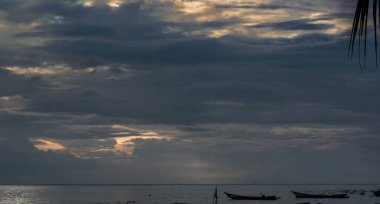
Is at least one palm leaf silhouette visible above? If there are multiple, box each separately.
[349,0,380,67]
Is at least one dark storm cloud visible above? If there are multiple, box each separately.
[37,38,257,67]
[0,0,380,184]
[15,24,116,38]
[4,0,347,68]
[19,39,380,127]
[4,1,183,67]
[0,69,45,96]
[6,0,170,39]
[252,18,334,31]
[0,0,89,23]
[214,3,321,12]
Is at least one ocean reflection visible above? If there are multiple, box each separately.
[0,185,47,204]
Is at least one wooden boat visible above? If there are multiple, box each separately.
[224,192,280,200]
[291,191,349,199]
[373,190,380,197]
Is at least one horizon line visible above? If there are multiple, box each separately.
[1,183,380,186]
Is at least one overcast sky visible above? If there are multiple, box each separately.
[0,0,380,184]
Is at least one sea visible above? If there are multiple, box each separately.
[0,184,379,204]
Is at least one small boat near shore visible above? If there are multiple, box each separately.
[373,190,380,197]
[291,191,349,199]
[224,192,280,200]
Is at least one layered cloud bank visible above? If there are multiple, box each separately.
[0,0,380,184]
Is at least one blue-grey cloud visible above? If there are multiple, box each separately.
[0,0,379,184]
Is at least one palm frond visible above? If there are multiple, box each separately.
[349,0,380,67]
[373,0,378,65]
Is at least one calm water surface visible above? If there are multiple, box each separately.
[0,185,379,204]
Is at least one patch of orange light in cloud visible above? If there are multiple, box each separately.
[3,66,70,76]
[140,131,161,136]
[208,29,230,38]
[2,65,116,78]
[29,125,174,159]
[256,30,301,39]
[159,0,352,40]
[107,0,125,8]
[171,0,210,14]
[113,134,171,156]
[309,12,324,19]
[113,137,135,155]
[317,19,351,35]
[81,0,130,8]
[33,139,66,152]
[82,0,94,7]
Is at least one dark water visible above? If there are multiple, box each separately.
[0,185,379,204]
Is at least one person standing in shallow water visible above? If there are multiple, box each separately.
[212,186,218,204]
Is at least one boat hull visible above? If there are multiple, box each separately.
[224,192,280,200]
[292,191,349,199]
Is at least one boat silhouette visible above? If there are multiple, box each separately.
[291,191,349,199]
[224,192,280,200]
